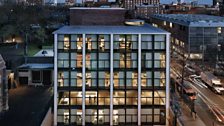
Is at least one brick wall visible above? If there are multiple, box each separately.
[70,8,127,25]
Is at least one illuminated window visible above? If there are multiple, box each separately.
[86,37,92,50]
[170,22,173,28]
[99,37,105,51]
[141,91,152,105]
[76,35,82,50]
[218,27,222,33]
[153,23,158,27]
[85,91,97,105]
[64,36,70,50]
[163,21,166,26]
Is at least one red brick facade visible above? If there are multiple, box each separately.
[70,8,127,25]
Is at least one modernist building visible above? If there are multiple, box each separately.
[150,14,224,62]
[53,8,170,126]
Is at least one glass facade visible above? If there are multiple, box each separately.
[169,26,224,61]
[189,27,221,61]
[56,33,167,125]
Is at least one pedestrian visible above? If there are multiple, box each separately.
[194,111,197,118]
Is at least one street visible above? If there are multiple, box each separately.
[0,86,53,126]
[189,78,224,126]
[171,59,224,126]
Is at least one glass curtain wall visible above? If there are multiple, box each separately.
[113,34,138,125]
[141,34,166,125]
[85,34,110,125]
[57,33,166,125]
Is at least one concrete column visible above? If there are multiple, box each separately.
[82,34,86,126]
[110,34,114,126]
[53,34,58,126]
[166,33,170,125]
[138,34,142,126]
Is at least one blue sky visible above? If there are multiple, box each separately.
[160,0,212,4]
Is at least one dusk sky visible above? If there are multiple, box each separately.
[160,0,212,4]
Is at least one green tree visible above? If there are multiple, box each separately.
[34,28,47,43]
[0,24,18,42]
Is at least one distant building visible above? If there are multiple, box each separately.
[151,14,224,63]
[53,0,116,6]
[124,0,160,10]
[53,7,170,126]
[0,55,8,116]
[160,4,192,14]
[160,4,220,16]
[135,4,160,19]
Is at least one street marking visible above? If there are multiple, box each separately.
[193,78,208,88]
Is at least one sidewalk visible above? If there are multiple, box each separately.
[178,100,206,126]
[170,90,206,126]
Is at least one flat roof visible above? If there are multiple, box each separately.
[151,14,224,27]
[34,49,54,57]
[136,4,160,7]
[18,63,53,69]
[53,24,169,34]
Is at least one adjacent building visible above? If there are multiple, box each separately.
[52,0,116,6]
[150,14,224,63]
[135,4,160,19]
[124,0,160,10]
[53,7,170,126]
[17,50,54,86]
[0,55,8,116]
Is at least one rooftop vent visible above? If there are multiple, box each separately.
[125,19,145,26]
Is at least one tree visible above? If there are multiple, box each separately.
[0,24,18,42]
[34,28,47,43]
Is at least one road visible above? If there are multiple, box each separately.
[189,77,224,111]
[188,77,224,126]
[195,95,224,126]
[171,62,224,126]
[0,86,53,126]
[170,57,224,125]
